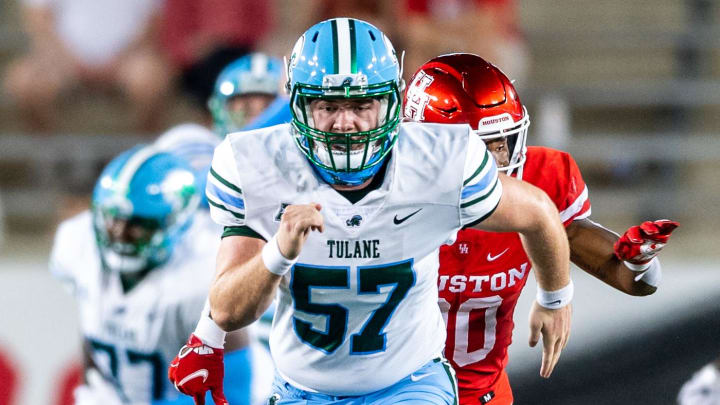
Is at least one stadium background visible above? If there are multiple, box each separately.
[0,1,718,404]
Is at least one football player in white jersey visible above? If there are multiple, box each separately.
[156,52,291,210]
[50,146,252,405]
[169,18,573,405]
[207,52,291,137]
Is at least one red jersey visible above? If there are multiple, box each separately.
[438,146,591,401]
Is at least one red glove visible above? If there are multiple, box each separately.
[614,220,679,265]
[168,334,228,405]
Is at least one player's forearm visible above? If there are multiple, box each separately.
[519,202,570,291]
[208,236,281,331]
[567,219,657,296]
[575,254,657,296]
[477,176,571,290]
[209,254,281,331]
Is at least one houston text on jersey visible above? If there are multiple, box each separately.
[438,263,528,293]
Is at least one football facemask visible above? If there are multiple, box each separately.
[474,107,530,176]
[291,89,400,184]
[94,212,164,273]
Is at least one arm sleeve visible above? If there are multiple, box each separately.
[459,131,503,226]
[206,138,247,227]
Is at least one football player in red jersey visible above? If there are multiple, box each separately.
[404,53,679,405]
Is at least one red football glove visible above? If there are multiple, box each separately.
[168,334,228,405]
[614,220,679,265]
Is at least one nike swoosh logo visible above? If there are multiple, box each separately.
[547,299,562,306]
[486,248,509,262]
[410,372,435,382]
[177,369,209,387]
[394,208,422,225]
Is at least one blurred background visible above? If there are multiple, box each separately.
[0,0,718,404]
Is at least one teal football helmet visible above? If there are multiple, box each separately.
[287,18,404,186]
[92,145,200,273]
[208,52,284,136]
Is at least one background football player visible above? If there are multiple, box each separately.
[403,53,679,405]
[155,51,290,212]
[49,146,252,405]
[168,18,573,405]
[207,52,290,137]
[155,52,290,404]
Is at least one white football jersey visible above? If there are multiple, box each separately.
[206,122,501,395]
[49,211,221,403]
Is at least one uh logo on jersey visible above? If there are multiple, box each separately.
[451,237,473,260]
[458,243,470,255]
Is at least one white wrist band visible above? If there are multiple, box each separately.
[536,280,574,309]
[623,257,655,272]
[262,234,297,276]
[632,258,662,288]
[193,300,226,349]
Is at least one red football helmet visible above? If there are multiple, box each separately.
[403,53,529,176]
